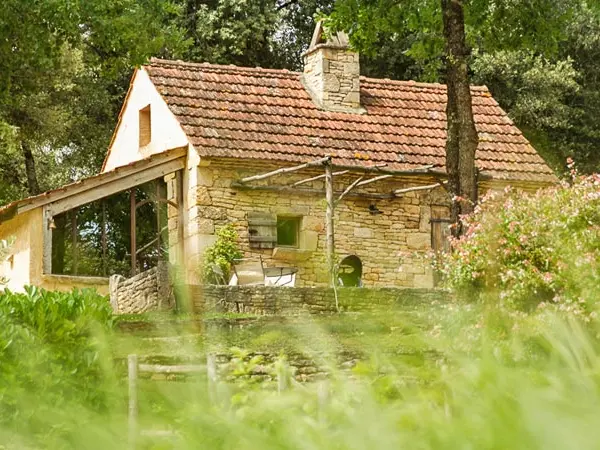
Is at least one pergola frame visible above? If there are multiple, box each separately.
[40,147,186,277]
[235,156,451,286]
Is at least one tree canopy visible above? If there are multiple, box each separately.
[1,0,600,208]
[328,0,600,173]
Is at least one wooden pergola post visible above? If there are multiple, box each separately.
[130,188,136,277]
[102,200,107,277]
[324,158,335,287]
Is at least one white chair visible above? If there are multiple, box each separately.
[229,258,265,286]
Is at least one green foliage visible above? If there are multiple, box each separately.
[0,0,190,204]
[0,287,114,429]
[0,238,13,285]
[7,288,600,448]
[329,0,600,173]
[203,224,243,284]
[440,168,600,319]
[184,0,280,66]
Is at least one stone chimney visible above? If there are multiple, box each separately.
[302,21,364,113]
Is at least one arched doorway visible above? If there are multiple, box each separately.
[338,255,363,287]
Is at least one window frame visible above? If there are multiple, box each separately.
[139,104,152,147]
[276,215,301,248]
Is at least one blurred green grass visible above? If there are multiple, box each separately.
[5,291,600,450]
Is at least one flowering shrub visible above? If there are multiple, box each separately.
[440,165,600,319]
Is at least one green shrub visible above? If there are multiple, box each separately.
[440,167,600,318]
[203,224,243,284]
[0,287,114,428]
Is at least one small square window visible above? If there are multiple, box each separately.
[277,216,300,247]
[139,105,151,147]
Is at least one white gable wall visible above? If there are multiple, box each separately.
[103,68,190,172]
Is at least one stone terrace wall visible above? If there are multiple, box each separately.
[110,262,174,314]
[193,285,449,315]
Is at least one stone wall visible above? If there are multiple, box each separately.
[303,44,361,113]
[109,262,174,314]
[172,158,450,289]
[194,285,450,315]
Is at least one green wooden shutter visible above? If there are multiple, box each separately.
[247,212,277,249]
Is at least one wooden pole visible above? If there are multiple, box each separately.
[331,163,436,176]
[394,182,447,196]
[292,170,349,187]
[277,363,288,394]
[325,161,335,287]
[207,353,217,404]
[175,170,185,265]
[71,209,78,275]
[239,157,331,183]
[232,182,396,200]
[337,176,364,203]
[130,188,136,277]
[155,181,161,261]
[356,174,393,187]
[102,200,107,277]
[128,354,138,449]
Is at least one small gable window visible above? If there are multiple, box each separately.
[277,216,300,247]
[139,105,151,147]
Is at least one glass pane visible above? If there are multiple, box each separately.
[277,217,299,247]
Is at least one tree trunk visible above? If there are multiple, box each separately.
[22,141,40,196]
[441,0,479,235]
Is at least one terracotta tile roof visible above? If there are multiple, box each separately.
[146,58,557,183]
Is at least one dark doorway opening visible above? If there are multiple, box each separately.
[338,255,362,287]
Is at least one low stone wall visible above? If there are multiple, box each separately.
[192,285,449,315]
[109,262,174,314]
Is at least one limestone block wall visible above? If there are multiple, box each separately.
[195,285,450,315]
[177,158,450,288]
[109,262,174,314]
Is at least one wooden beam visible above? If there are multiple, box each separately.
[331,163,436,176]
[356,174,393,187]
[239,156,331,183]
[42,206,52,275]
[128,354,138,449]
[232,182,395,199]
[71,210,78,276]
[102,201,107,277]
[130,188,136,277]
[292,170,349,187]
[325,162,335,288]
[337,176,364,203]
[19,146,187,215]
[155,181,161,258]
[394,182,447,196]
[175,170,185,266]
[136,226,169,256]
[48,157,185,216]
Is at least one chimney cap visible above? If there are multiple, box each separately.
[305,20,350,56]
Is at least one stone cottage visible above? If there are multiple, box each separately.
[0,23,556,293]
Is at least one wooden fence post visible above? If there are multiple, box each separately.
[277,363,288,394]
[207,353,217,404]
[317,380,329,424]
[128,354,138,449]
